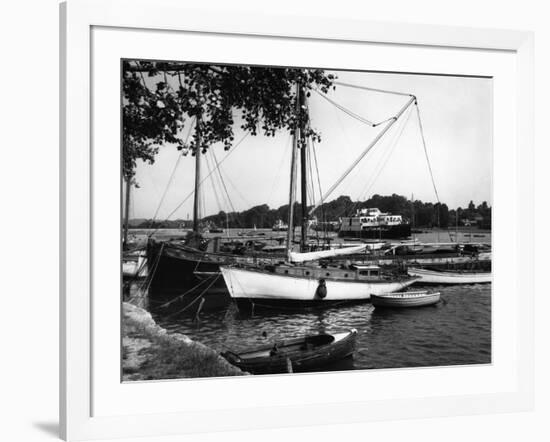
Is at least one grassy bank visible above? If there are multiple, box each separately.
[122,302,246,381]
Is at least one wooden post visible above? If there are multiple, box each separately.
[286,357,293,373]
[195,297,205,322]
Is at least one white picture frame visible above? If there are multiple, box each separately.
[60,0,534,440]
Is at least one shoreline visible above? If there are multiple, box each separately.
[122,302,246,381]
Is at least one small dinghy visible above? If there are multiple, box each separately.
[221,329,357,374]
[371,290,441,308]
[407,267,492,284]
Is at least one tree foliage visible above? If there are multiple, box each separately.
[122,61,336,180]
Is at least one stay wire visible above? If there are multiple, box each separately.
[334,81,412,98]
[151,132,250,232]
[314,90,375,127]
[210,149,242,227]
[358,103,415,201]
[147,117,196,229]
[415,103,441,204]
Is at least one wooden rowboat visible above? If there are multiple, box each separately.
[407,267,492,284]
[221,329,357,374]
[371,290,440,308]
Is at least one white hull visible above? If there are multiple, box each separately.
[220,266,416,301]
[122,253,148,278]
[407,267,491,284]
[371,291,441,307]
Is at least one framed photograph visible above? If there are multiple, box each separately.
[60,0,534,440]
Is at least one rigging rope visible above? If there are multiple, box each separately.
[334,81,412,98]
[310,137,329,240]
[358,104,415,202]
[164,274,222,319]
[307,140,316,206]
[148,132,250,236]
[308,95,416,216]
[204,150,236,227]
[415,103,441,204]
[212,152,250,212]
[267,134,292,204]
[328,105,414,221]
[147,117,196,229]
[157,273,219,310]
[210,149,241,227]
[204,152,225,217]
[316,89,411,128]
[314,90,375,127]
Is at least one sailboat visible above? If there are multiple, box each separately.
[145,116,285,311]
[220,82,418,310]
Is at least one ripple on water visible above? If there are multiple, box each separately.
[153,283,492,372]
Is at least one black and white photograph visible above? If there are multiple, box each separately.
[121,59,492,381]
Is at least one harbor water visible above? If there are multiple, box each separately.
[128,228,491,373]
[152,283,491,372]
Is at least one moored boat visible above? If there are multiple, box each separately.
[220,262,418,311]
[122,249,148,279]
[272,219,289,231]
[145,239,284,312]
[339,208,411,239]
[221,329,357,374]
[371,290,440,308]
[407,267,492,284]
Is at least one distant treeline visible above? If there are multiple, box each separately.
[130,194,491,230]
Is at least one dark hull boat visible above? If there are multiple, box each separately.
[146,241,228,312]
[146,239,284,313]
[221,329,357,374]
[338,223,411,240]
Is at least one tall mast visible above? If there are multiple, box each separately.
[411,193,415,229]
[192,114,202,233]
[123,176,131,249]
[286,83,301,260]
[299,87,308,253]
[455,207,459,242]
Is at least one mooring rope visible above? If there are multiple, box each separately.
[163,274,221,318]
[139,242,165,294]
[156,272,219,310]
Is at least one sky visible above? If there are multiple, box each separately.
[127,68,493,221]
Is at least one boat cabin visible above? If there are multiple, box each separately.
[350,264,381,277]
[340,208,404,232]
[271,263,384,281]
